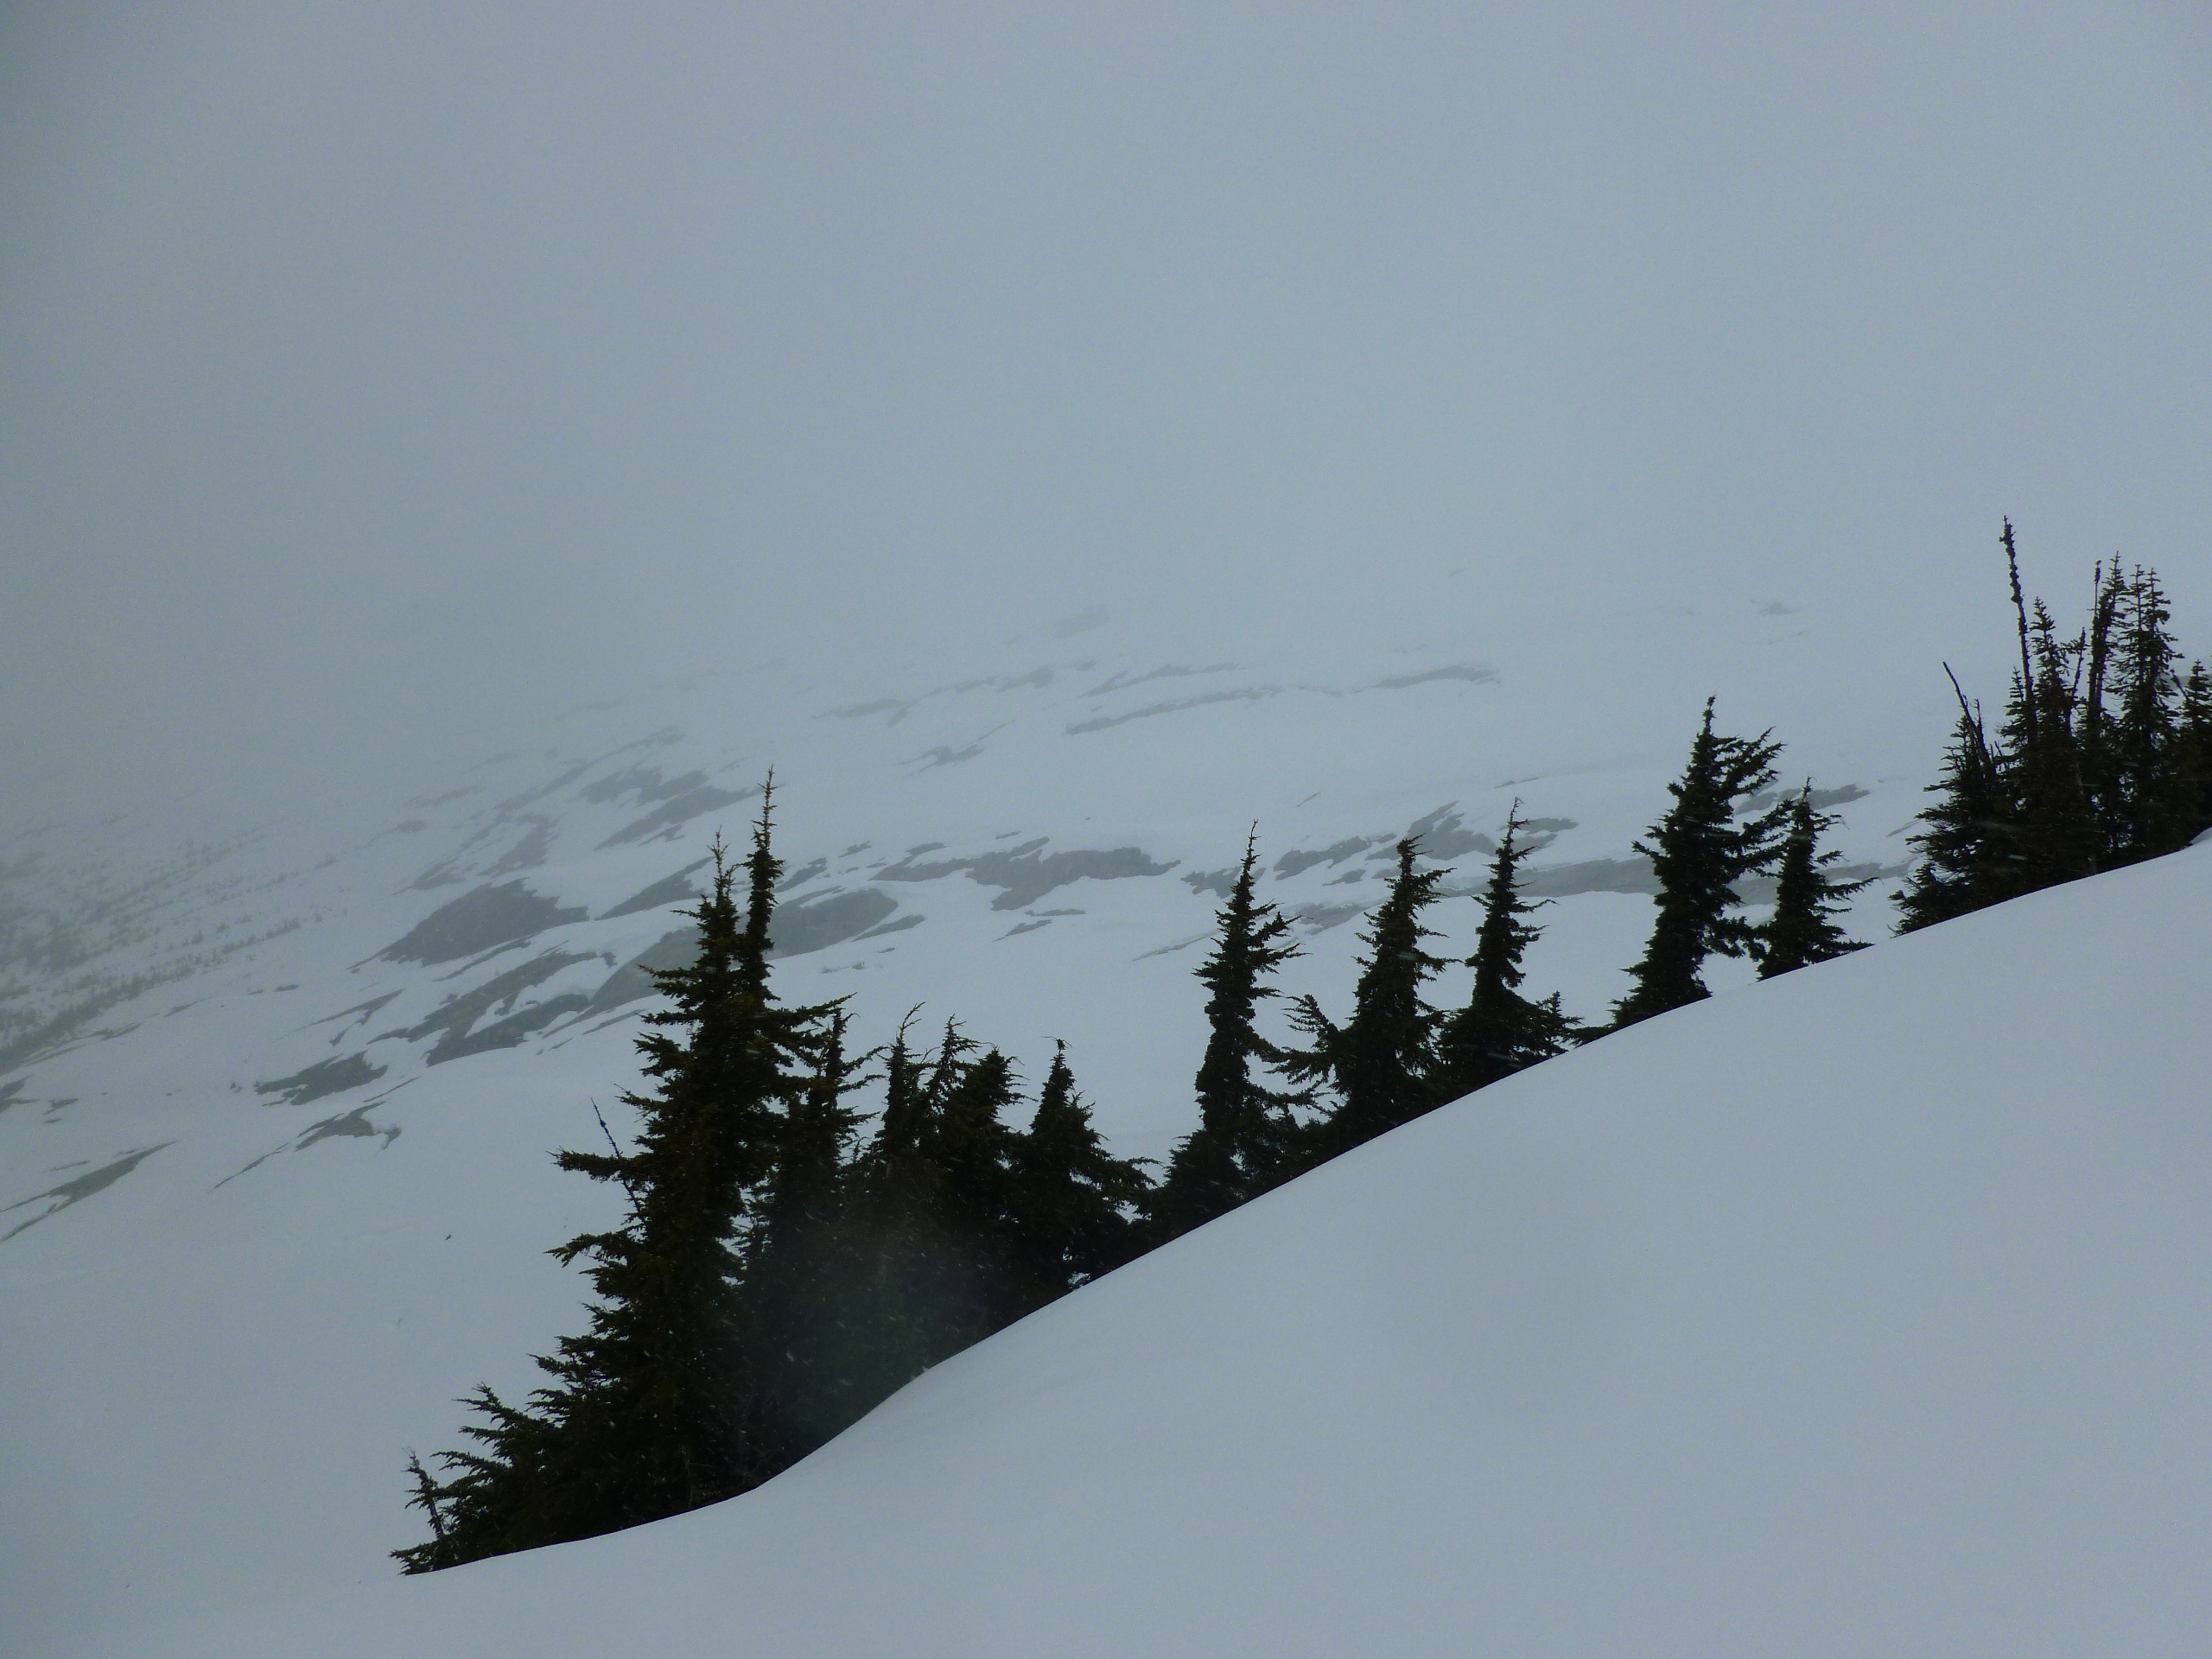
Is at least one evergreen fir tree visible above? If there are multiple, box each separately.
[868,1010,932,1173]
[2107,567,2190,859]
[1151,830,1302,1239]
[1286,837,1448,1165]
[1611,701,1788,1027]
[2002,520,2037,739]
[1758,785,1870,976]
[800,1024,1154,1452]
[833,1022,1026,1413]
[1900,526,2204,928]
[1433,804,1579,1099]
[2077,560,2126,859]
[397,795,827,1572]
[2177,661,2212,842]
[740,1007,866,1466]
[929,1041,1027,1338]
[1897,674,2006,933]
[1998,600,2097,892]
[817,1012,938,1423]
[1009,1042,1151,1298]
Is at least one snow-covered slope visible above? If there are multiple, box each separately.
[35,837,2212,1656]
[0,601,2018,1652]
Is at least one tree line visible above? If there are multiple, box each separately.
[398,521,2202,1572]
[1897,521,2212,929]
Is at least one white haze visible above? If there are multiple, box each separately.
[3,3,2210,825]
[5,11,2212,1649]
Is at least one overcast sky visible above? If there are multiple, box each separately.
[3,3,2209,810]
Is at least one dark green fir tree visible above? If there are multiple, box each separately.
[1998,599,2098,893]
[1611,701,1788,1028]
[2177,660,2212,841]
[929,1040,1027,1338]
[740,1006,867,1467]
[399,792,827,1571]
[1150,830,1302,1240]
[1009,1042,1151,1299]
[2077,560,2126,858]
[834,1021,1028,1414]
[1897,673,2005,933]
[1758,785,1870,976]
[1901,524,2206,931]
[1433,804,1579,1099]
[1286,836,1448,1165]
[2107,567,2190,859]
[819,1011,940,1421]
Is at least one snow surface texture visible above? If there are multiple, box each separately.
[0,612,2015,1651]
[52,849,2212,1654]
[27,842,2212,1656]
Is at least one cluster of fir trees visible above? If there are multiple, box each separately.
[398,792,1147,1572]
[400,703,1871,1571]
[1898,522,2212,931]
[1145,818,1582,1227]
[399,518,2200,1574]
[1150,707,1871,1230]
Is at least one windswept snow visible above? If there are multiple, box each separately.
[0,604,2172,1657]
[53,846,2212,1658]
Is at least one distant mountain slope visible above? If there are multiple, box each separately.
[57,842,2212,1658]
[2,609,1935,1652]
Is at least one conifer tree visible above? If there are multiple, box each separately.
[1286,837,1448,1165]
[1758,785,1870,976]
[867,1010,932,1175]
[1433,805,1579,1099]
[1897,674,2005,933]
[1009,1042,1151,1297]
[1611,701,1788,1027]
[1998,600,2097,893]
[2002,520,2037,739]
[2077,560,2126,856]
[2177,661,2212,841]
[2107,567,2190,858]
[833,1022,1029,1412]
[824,1025,1153,1440]
[1151,830,1302,1239]
[930,1041,1027,1338]
[1900,526,2206,929]
[838,1019,969,1405]
[817,1012,938,1422]
[741,1007,866,1466]
[398,797,828,1571]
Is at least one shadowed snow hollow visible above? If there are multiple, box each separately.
[112,847,2212,1657]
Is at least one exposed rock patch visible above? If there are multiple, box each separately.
[2,1142,174,1241]
[876,840,1176,911]
[394,950,595,1065]
[378,882,587,966]
[600,860,711,920]
[598,782,756,849]
[254,1053,388,1106]
[1067,687,1280,734]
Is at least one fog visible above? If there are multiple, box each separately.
[3,3,2208,815]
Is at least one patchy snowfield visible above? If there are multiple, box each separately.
[8,4,2209,1651]
[0,594,2139,1655]
[33,839,2209,1657]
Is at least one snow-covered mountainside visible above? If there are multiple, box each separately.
[7,603,1959,1652]
[7,2,2205,1649]
[49,837,2212,1657]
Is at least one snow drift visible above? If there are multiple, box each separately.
[90,846,2212,1657]
[0,618,1919,1652]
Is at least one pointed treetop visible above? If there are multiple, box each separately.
[740,774,781,999]
[1611,698,1789,1027]
[1760,782,1870,977]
